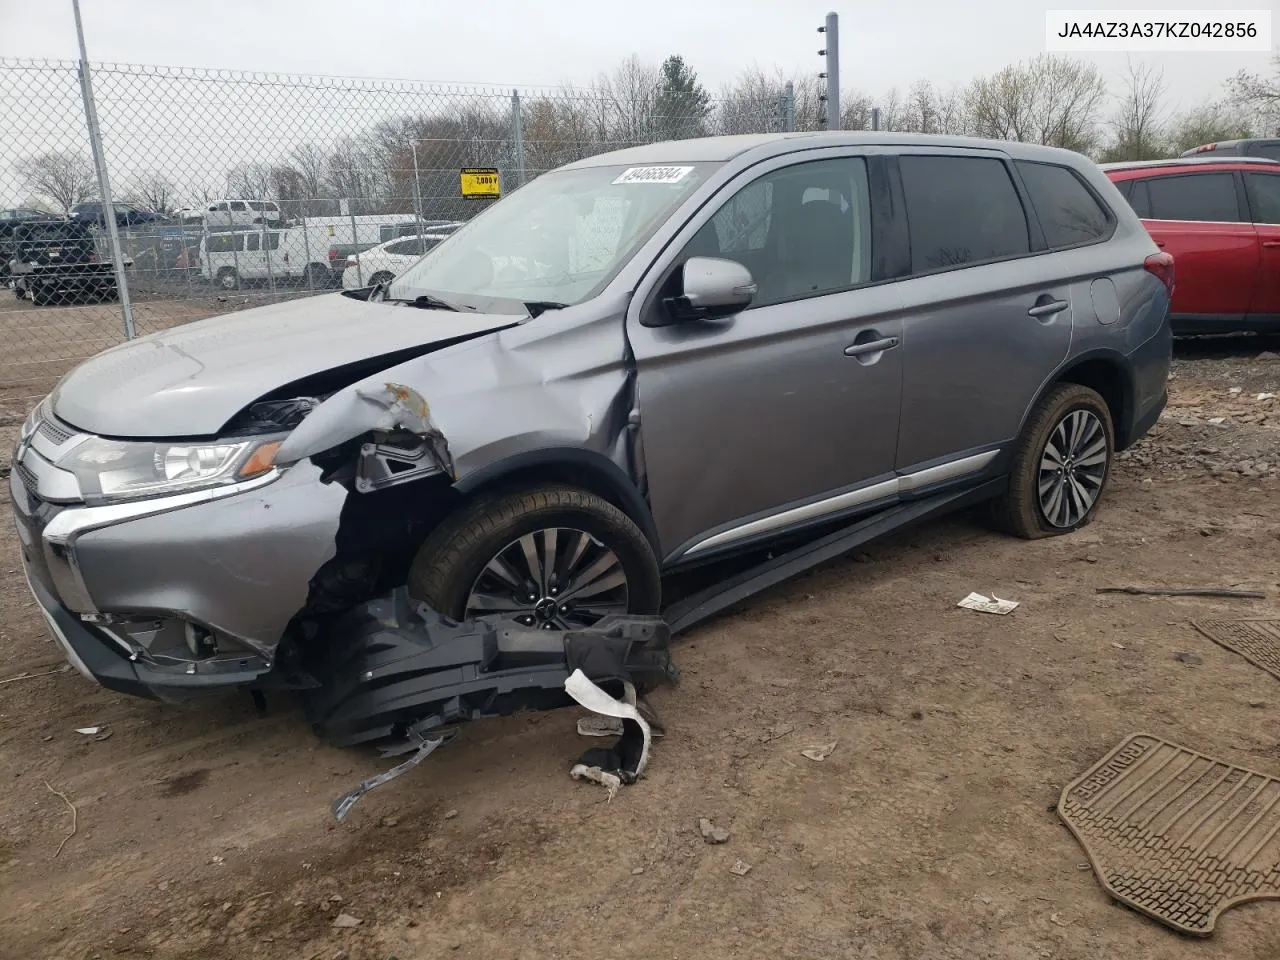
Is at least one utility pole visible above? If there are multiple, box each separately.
[817,12,840,130]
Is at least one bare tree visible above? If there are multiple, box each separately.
[1229,54,1280,132]
[123,171,177,213]
[1101,61,1167,162]
[14,150,98,213]
[290,142,332,214]
[590,55,661,145]
[967,55,1108,152]
[225,162,275,200]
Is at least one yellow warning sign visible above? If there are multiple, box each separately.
[460,168,500,198]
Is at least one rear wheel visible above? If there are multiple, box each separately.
[31,285,51,307]
[14,283,27,301]
[407,485,661,627]
[989,383,1115,539]
[215,267,239,291]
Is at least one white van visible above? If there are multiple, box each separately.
[199,227,331,289]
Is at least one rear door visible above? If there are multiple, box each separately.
[1243,170,1280,318]
[1128,171,1257,319]
[891,152,1074,473]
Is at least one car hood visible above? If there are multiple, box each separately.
[51,293,515,438]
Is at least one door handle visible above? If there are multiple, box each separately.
[1027,299,1069,319]
[1263,240,1280,248]
[844,336,900,357]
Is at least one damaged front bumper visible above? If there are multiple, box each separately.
[10,458,346,701]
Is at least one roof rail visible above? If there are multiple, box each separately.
[1099,156,1280,171]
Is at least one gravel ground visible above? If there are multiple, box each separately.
[0,336,1278,960]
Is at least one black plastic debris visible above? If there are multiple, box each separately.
[303,589,677,818]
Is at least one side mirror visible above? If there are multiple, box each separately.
[660,256,756,324]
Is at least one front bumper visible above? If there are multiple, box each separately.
[10,415,347,700]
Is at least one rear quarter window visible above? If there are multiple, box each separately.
[899,155,1030,273]
[1016,161,1112,248]
[206,234,240,253]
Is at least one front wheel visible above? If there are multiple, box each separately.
[215,268,239,291]
[367,271,395,287]
[407,486,661,627]
[989,383,1115,539]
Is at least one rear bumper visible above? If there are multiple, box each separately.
[1118,318,1172,450]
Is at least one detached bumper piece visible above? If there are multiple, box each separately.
[302,589,677,818]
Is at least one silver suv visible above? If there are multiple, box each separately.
[10,132,1172,701]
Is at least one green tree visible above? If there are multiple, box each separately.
[653,55,711,141]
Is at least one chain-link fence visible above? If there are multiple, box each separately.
[0,58,788,427]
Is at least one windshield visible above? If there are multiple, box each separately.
[390,162,717,312]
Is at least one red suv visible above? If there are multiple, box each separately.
[1102,156,1280,334]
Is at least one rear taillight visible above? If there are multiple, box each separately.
[88,251,97,262]
[328,248,339,263]
[1144,251,1174,297]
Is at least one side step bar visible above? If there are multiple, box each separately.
[662,480,1003,635]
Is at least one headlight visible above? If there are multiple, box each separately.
[60,436,283,502]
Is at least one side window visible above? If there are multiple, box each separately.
[265,232,281,250]
[1246,173,1280,223]
[246,201,263,211]
[1252,145,1280,161]
[229,201,248,212]
[379,225,395,242]
[684,156,872,307]
[1146,173,1241,222]
[900,155,1029,272]
[246,232,260,251]
[385,239,421,256]
[1016,161,1112,248]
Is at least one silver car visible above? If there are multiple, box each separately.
[10,132,1172,701]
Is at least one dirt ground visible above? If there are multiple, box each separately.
[1,331,1279,960]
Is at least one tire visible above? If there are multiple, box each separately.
[989,383,1115,539]
[407,485,661,627]
[31,285,51,307]
[368,271,395,287]
[215,268,239,291]
[303,263,330,287]
[14,283,26,301]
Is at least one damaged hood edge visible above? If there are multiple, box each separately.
[50,294,517,438]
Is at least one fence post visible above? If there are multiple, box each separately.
[823,11,841,130]
[511,89,526,187]
[72,0,136,339]
[871,107,881,132]
[348,209,363,286]
[784,81,796,132]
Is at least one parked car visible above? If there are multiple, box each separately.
[176,199,282,230]
[340,233,452,289]
[72,202,167,229]
[1103,156,1280,333]
[326,219,463,276]
[10,132,1171,702]
[8,218,117,305]
[1181,138,1280,161]
[0,207,49,278]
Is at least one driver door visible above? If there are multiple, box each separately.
[627,152,904,563]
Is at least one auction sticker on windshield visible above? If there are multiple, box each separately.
[612,166,694,185]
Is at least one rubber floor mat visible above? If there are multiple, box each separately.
[1058,733,1280,936]
[1193,620,1280,682]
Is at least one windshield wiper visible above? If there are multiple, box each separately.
[524,301,567,318]
[407,293,463,312]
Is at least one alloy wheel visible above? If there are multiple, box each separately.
[1037,408,1108,528]
[464,527,629,629]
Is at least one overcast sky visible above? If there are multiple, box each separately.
[0,0,1271,110]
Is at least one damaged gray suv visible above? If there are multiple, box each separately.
[11,132,1172,702]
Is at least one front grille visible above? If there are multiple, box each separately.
[37,417,74,445]
[14,460,38,495]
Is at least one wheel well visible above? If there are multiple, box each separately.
[1055,357,1132,446]
[300,452,657,621]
